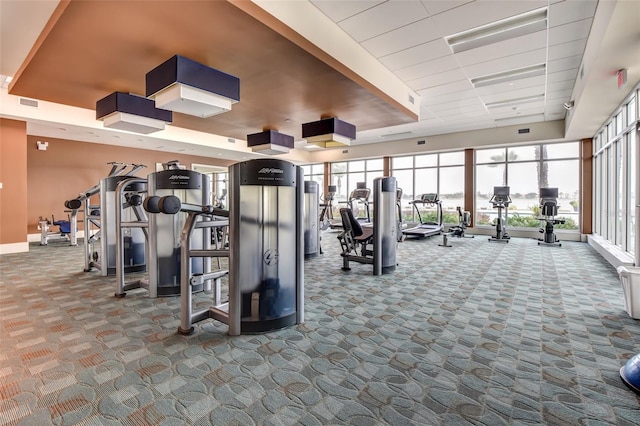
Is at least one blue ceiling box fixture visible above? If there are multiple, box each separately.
[302,117,356,148]
[96,91,173,134]
[146,55,240,118]
[247,129,294,155]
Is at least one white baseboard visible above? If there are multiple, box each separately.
[0,242,29,255]
[587,234,635,268]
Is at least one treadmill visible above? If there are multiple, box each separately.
[330,183,371,229]
[402,193,443,239]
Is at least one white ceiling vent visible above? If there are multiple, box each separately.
[19,97,39,108]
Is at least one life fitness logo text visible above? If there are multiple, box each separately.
[257,167,284,181]
[169,174,190,185]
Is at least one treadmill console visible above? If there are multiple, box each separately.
[420,193,439,203]
[350,188,370,200]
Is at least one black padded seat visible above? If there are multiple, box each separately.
[340,208,373,241]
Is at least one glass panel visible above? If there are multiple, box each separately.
[476,163,506,225]
[616,141,624,246]
[616,112,624,134]
[331,173,348,203]
[301,165,311,175]
[628,97,636,122]
[545,142,579,159]
[349,160,365,172]
[594,154,601,235]
[393,156,413,169]
[414,168,438,197]
[366,158,384,171]
[331,162,347,175]
[601,151,608,237]
[506,162,539,228]
[439,151,464,166]
[608,146,616,241]
[546,160,580,229]
[415,154,437,167]
[629,131,636,257]
[594,134,601,152]
[392,169,414,222]
[439,166,464,224]
[507,146,538,162]
[365,171,384,192]
[348,172,366,194]
[476,148,506,164]
[310,163,324,175]
[608,123,615,141]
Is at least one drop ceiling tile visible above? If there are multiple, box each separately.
[438,109,490,119]
[548,0,597,28]
[310,0,385,22]
[417,79,474,97]
[489,104,545,117]
[379,39,451,71]
[394,55,459,81]
[546,89,572,101]
[547,79,574,93]
[454,30,547,67]
[548,39,587,61]
[408,68,469,91]
[362,18,441,58]
[547,56,582,73]
[436,97,485,111]
[494,113,545,126]
[421,0,473,16]
[421,88,478,106]
[548,18,593,45]
[464,48,546,79]
[430,0,547,38]
[547,68,579,83]
[338,1,429,42]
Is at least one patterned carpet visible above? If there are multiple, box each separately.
[1,232,639,425]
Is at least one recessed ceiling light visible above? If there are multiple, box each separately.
[471,64,546,88]
[485,94,545,109]
[446,8,547,53]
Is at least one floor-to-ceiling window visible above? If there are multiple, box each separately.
[593,85,638,258]
[326,159,383,219]
[475,143,580,229]
[391,151,465,224]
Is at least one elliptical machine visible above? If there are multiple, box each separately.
[537,187,564,247]
[489,186,511,243]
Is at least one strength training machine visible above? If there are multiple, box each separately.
[439,207,474,247]
[149,158,305,336]
[337,176,397,275]
[537,187,564,247]
[488,186,511,243]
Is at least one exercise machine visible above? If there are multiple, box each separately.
[402,193,443,239]
[395,187,405,242]
[38,214,75,246]
[439,207,474,247]
[537,187,564,247]
[304,180,320,259]
[337,176,397,275]
[489,186,511,243]
[319,185,336,231]
[331,183,371,228]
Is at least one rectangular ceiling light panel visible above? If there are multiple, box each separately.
[302,117,356,148]
[146,55,240,118]
[446,8,547,53]
[484,94,545,109]
[96,92,172,134]
[471,64,546,88]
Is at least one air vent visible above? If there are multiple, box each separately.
[408,94,415,104]
[19,97,38,108]
[227,138,235,143]
[342,149,349,154]
[417,140,426,145]
[518,128,530,134]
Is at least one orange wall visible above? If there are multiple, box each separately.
[26,136,233,234]
[0,119,28,244]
